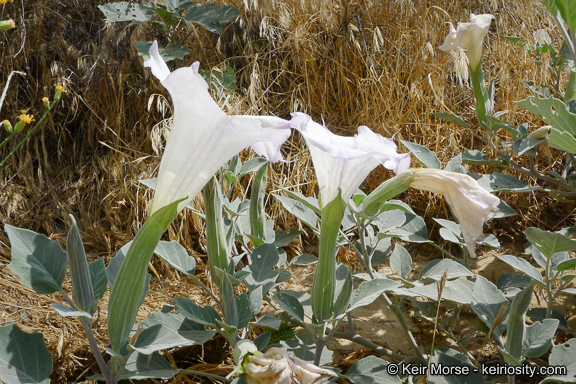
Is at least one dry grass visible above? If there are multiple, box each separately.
[0,0,574,381]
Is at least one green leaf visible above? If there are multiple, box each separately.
[248,286,263,317]
[343,356,401,384]
[524,319,559,358]
[557,257,576,271]
[528,308,570,331]
[477,172,534,193]
[505,35,529,47]
[516,95,576,136]
[273,194,318,231]
[113,352,178,380]
[173,297,222,328]
[236,293,253,329]
[200,66,237,94]
[526,227,576,257]
[89,257,108,302]
[52,303,92,319]
[274,228,303,248]
[184,3,240,34]
[348,279,400,312]
[0,324,52,384]
[498,255,544,284]
[333,264,353,316]
[280,331,333,366]
[255,316,281,331]
[462,149,489,164]
[289,254,317,266]
[390,244,412,278]
[513,138,545,156]
[107,199,182,352]
[403,279,475,304]
[471,275,508,339]
[154,240,196,276]
[253,332,271,351]
[220,272,239,328]
[428,348,485,384]
[131,312,215,354]
[274,292,305,322]
[419,259,473,281]
[98,2,153,23]
[400,140,441,169]
[6,224,67,294]
[165,0,195,12]
[136,40,190,62]
[431,111,471,128]
[66,215,96,313]
[244,243,280,295]
[548,127,576,154]
[539,338,576,383]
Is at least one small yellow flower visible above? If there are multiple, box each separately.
[55,83,67,93]
[18,111,34,124]
[42,96,50,107]
[0,0,14,5]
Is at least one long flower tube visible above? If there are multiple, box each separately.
[409,168,500,258]
[290,113,410,322]
[439,14,495,131]
[144,41,291,214]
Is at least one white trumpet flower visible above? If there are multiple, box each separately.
[244,347,337,384]
[439,13,495,69]
[290,112,410,206]
[410,168,500,257]
[144,41,291,214]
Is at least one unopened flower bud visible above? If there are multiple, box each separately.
[0,19,15,31]
[3,120,13,133]
[42,96,50,108]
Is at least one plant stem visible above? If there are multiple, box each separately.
[0,100,58,167]
[356,221,427,364]
[80,317,115,384]
[332,330,407,361]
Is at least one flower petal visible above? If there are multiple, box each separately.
[143,41,171,82]
[410,168,500,257]
[290,112,410,204]
[145,41,291,214]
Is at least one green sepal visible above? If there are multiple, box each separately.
[107,198,183,353]
[203,177,229,287]
[505,281,534,364]
[362,171,414,216]
[311,190,347,322]
[249,161,269,240]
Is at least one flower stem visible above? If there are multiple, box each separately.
[0,100,58,167]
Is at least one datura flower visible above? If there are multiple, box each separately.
[244,347,337,384]
[410,168,500,257]
[290,112,410,206]
[439,13,495,69]
[144,41,291,214]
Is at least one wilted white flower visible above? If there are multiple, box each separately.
[410,168,500,257]
[244,347,337,384]
[144,41,292,214]
[290,112,410,206]
[439,13,495,69]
